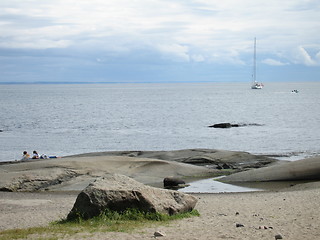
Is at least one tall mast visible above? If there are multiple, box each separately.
[253,37,256,83]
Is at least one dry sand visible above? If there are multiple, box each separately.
[1,183,320,239]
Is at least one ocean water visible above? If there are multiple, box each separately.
[1,82,319,162]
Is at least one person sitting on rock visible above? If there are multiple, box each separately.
[21,151,30,160]
[32,150,39,159]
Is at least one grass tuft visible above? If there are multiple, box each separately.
[0,209,200,240]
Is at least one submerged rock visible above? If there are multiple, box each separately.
[209,123,233,128]
[208,123,264,128]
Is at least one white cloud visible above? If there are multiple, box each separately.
[293,46,320,66]
[1,39,71,49]
[156,44,190,62]
[0,0,320,67]
[316,51,320,62]
[191,54,205,62]
[262,58,288,66]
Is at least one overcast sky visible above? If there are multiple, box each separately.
[0,0,319,83]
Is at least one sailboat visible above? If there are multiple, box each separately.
[251,37,264,89]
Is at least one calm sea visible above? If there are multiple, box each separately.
[1,82,319,162]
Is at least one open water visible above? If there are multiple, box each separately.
[1,82,319,162]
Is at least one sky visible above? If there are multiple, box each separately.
[0,0,320,83]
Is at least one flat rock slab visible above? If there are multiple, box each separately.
[0,154,215,192]
[66,148,277,169]
[221,156,320,182]
[0,149,278,192]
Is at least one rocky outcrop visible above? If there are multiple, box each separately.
[67,174,198,220]
[221,156,320,182]
[66,149,277,171]
[0,149,279,192]
[0,169,79,192]
[0,154,217,192]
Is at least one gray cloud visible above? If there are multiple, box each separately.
[0,0,319,82]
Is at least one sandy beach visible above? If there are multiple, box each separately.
[1,149,320,239]
[1,184,320,239]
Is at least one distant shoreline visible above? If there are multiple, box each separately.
[1,80,317,85]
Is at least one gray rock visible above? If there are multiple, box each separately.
[163,177,186,189]
[0,169,79,192]
[209,123,233,128]
[221,156,320,182]
[275,234,283,239]
[208,123,264,128]
[236,223,244,227]
[67,174,198,220]
[64,148,277,171]
[217,163,233,169]
[154,231,166,237]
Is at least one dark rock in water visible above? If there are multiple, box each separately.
[0,130,3,132]
[209,123,233,128]
[242,123,264,127]
[67,174,198,220]
[163,177,186,189]
[208,123,264,128]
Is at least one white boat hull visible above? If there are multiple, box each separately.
[251,84,263,89]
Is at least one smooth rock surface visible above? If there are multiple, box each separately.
[0,149,277,192]
[221,156,320,182]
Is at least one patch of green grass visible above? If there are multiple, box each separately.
[0,209,200,240]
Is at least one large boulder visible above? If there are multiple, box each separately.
[67,174,198,220]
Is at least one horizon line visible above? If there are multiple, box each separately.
[0,80,316,85]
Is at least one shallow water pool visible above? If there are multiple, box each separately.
[179,177,262,193]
